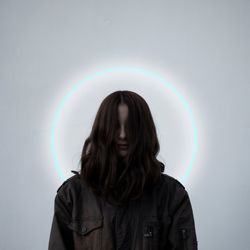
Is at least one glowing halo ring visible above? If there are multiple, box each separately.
[51,67,198,184]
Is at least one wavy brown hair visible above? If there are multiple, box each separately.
[78,90,165,206]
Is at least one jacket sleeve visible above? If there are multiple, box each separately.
[48,190,74,250]
[167,183,198,250]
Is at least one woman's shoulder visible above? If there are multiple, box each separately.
[152,173,187,205]
[160,173,186,190]
[56,170,84,196]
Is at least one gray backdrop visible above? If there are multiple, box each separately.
[1,0,249,249]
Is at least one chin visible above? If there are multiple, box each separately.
[119,151,127,157]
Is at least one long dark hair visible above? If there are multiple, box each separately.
[78,90,165,206]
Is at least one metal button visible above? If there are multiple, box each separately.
[143,225,153,238]
[81,225,87,233]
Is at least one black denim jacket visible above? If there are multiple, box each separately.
[48,171,198,250]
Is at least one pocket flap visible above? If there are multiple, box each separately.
[67,218,103,236]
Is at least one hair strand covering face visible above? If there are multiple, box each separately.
[78,90,165,207]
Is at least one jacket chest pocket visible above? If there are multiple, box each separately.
[67,218,103,250]
[143,217,160,250]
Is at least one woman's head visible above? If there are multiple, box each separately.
[79,90,165,206]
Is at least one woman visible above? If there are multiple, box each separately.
[48,90,198,250]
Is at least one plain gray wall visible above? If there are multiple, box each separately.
[1,0,249,249]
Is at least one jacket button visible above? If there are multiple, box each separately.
[81,225,87,233]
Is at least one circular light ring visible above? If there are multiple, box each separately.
[51,67,198,184]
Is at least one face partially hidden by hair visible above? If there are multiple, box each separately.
[115,102,129,157]
[80,90,164,206]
